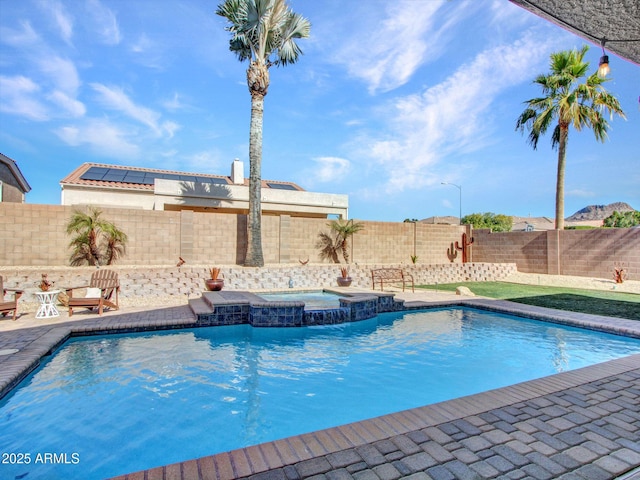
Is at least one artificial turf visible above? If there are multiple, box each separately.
[417,281,640,321]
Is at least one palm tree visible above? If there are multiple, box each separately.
[66,207,128,266]
[102,223,128,265]
[516,45,625,230]
[329,219,364,263]
[217,0,311,267]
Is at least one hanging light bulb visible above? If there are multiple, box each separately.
[598,38,610,78]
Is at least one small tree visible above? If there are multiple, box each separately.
[462,213,513,232]
[603,211,640,228]
[316,219,364,263]
[66,207,128,266]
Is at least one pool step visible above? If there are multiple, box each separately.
[188,297,212,316]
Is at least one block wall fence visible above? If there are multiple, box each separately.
[0,203,468,267]
[473,228,639,280]
[1,203,638,281]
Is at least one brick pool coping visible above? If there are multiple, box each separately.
[1,298,640,479]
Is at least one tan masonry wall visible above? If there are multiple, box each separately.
[0,263,518,304]
[0,204,467,267]
[0,203,181,266]
[1,203,637,281]
[473,228,640,280]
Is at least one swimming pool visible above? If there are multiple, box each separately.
[257,290,343,309]
[2,307,640,479]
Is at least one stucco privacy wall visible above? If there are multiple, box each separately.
[0,263,518,303]
[473,228,640,280]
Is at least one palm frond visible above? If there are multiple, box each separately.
[316,232,340,263]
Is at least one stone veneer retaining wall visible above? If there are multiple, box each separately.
[0,263,517,304]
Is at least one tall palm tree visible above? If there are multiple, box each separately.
[217,0,311,267]
[516,45,625,230]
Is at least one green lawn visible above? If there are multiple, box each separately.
[417,282,640,321]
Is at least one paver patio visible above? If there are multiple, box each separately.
[1,289,639,480]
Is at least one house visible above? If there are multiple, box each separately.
[0,153,31,203]
[60,160,349,219]
[511,216,556,232]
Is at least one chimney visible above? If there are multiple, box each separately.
[231,158,244,184]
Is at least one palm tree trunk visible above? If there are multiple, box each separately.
[244,68,267,267]
[341,239,349,263]
[555,125,568,230]
[89,229,101,266]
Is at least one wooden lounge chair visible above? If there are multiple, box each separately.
[1,276,23,321]
[66,269,120,317]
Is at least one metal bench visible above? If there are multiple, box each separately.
[371,268,414,292]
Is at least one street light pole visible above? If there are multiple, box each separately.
[441,182,462,225]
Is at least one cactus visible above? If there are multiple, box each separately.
[446,243,458,263]
[455,233,474,263]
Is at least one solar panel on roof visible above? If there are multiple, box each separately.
[267,182,297,191]
[198,176,228,184]
[79,166,230,187]
[80,171,107,181]
[125,177,148,185]
[103,173,126,181]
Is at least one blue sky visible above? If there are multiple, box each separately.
[1,0,638,221]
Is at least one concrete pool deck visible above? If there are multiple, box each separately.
[0,283,639,479]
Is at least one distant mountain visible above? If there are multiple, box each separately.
[420,216,459,225]
[566,202,635,221]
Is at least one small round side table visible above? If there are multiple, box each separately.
[35,290,61,319]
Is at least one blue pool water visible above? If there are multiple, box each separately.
[2,307,640,479]
[258,290,343,309]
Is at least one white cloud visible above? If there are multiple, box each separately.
[130,33,152,54]
[47,90,86,117]
[86,0,121,45]
[55,119,139,157]
[36,55,81,95]
[40,0,74,44]
[357,32,557,193]
[0,75,49,121]
[161,121,180,138]
[311,156,351,183]
[91,83,178,137]
[329,0,478,94]
[0,21,40,47]
[162,93,190,112]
